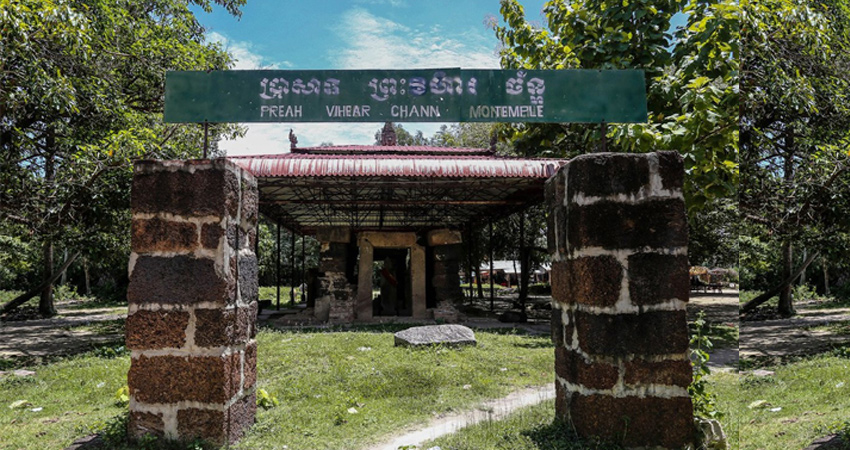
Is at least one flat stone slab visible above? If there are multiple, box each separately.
[394,324,477,347]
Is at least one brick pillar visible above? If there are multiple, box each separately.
[126,159,258,445]
[546,152,693,449]
[316,227,353,323]
[427,229,463,322]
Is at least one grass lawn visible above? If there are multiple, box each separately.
[0,326,554,450]
[424,372,741,450]
[737,353,850,450]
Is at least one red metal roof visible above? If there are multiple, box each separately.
[292,145,494,156]
[228,153,563,179]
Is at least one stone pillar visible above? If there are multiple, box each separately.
[316,227,353,324]
[546,152,693,449]
[126,159,258,445]
[410,243,427,319]
[427,229,463,322]
[356,238,374,320]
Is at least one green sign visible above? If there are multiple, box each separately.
[164,69,647,124]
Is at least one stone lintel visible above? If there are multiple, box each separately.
[426,229,462,246]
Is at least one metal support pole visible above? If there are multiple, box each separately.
[301,235,306,302]
[203,121,209,158]
[489,220,494,311]
[466,230,473,303]
[276,222,281,310]
[290,231,296,306]
[519,212,525,309]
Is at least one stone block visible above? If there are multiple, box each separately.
[194,305,255,347]
[243,341,258,390]
[239,254,259,304]
[201,222,238,251]
[433,300,459,322]
[131,218,197,253]
[555,347,619,390]
[227,391,257,442]
[394,324,476,347]
[564,256,623,308]
[176,408,226,444]
[427,229,462,246]
[240,176,258,232]
[628,253,689,305]
[128,353,241,404]
[624,358,692,387]
[359,231,417,248]
[132,162,240,218]
[128,255,233,306]
[125,310,189,350]
[551,307,563,347]
[568,393,694,449]
[567,153,650,199]
[567,199,688,251]
[657,151,684,191]
[550,261,570,305]
[574,310,689,356]
[128,411,165,439]
[320,243,348,273]
[555,380,567,421]
[316,227,350,243]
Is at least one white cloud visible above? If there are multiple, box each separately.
[207,31,291,70]
[332,8,500,69]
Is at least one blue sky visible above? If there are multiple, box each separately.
[192,0,682,155]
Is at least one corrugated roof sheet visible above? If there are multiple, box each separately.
[292,145,493,156]
[229,153,563,179]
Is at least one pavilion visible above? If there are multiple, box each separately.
[228,123,563,323]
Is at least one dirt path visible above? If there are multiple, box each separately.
[687,290,740,370]
[372,385,555,450]
[0,305,126,358]
[740,303,850,359]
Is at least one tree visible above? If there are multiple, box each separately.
[0,0,245,316]
[739,0,850,315]
[493,0,739,211]
[373,123,431,146]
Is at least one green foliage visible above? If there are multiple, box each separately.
[256,388,279,410]
[740,0,850,311]
[0,0,245,310]
[689,311,723,419]
[688,197,740,268]
[493,0,739,211]
[114,385,129,407]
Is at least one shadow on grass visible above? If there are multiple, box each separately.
[523,420,624,450]
[0,340,126,370]
[257,322,543,336]
[739,343,850,370]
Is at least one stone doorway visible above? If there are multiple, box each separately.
[371,248,411,317]
[356,232,426,320]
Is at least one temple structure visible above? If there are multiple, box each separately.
[228,124,562,323]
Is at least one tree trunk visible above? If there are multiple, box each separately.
[823,257,830,295]
[2,251,80,315]
[60,247,68,286]
[777,134,795,317]
[39,240,56,317]
[741,250,819,314]
[40,137,56,317]
[84,257,91,295]
[800,247,807,286]
[778,240,794,316]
